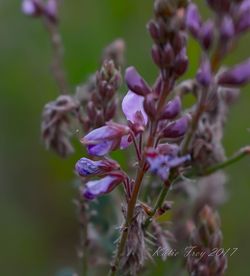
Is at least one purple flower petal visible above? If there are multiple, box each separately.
[83,175,123,200]
[122,90,148,125]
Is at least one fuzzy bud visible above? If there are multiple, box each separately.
[125,67,151,96]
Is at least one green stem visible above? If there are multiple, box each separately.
[143,180,171,228]
[201,147,250,176]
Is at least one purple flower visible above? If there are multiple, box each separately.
[81,122,130,156]
[199,20,214,50]
[220,16,234,40]
[75,157,120,177]
[196,57,212,87]
[122,90,148,126]
[218,58,250,86]
[235,0,250,33]
[125,67,151,96]
[174,48,189,76]
[161,115,190,139]
[45,0,58,22]
[146,146,190,181]
[186,4,202,38]
[22,0,42,17]
[160,96,182,120]
[83,174,124,200]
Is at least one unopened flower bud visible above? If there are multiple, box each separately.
[186,3,201,37]
[125,67,151,96]
[172,32,186,54]
[45,0,58,23]
[235,2,250,33]
[151,44,162,68]
[196,58,212,87]
[162,43,175,66]
[162,115,190,138]
[75,157,120,177]
[154,0,176,18]
[143,94,157,120]
[174,48,189,76]
[147,20,160,41]
[22,0,43,17]
[218,58,250,86]
[220,16,234,40]
[160,96,182,120]
[199,20,214,50]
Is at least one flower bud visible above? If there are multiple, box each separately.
[196,58,212,87]
[199,20,214,50]
[125,67,151,96]
[172,32,186,54]
[217,58,250,86]
[162,43,175,66]
[162,115,190,138]
[174,48,189,76]
[151,44,162,68]
[220,16,234,40]
[235,2,250,33]
[45,0,58,23]
[147,20,160,41]
[186,3,201,37]
[159,96,182,120]
[75,157,120,177]
[22,0,43,17]
[143,94,157,120]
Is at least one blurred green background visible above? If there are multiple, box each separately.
[1,0,250,275]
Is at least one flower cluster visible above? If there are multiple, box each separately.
[23,0,250,275]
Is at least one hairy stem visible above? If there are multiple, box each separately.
[43,18,69,94]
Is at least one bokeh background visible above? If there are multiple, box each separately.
[1,1,250,275]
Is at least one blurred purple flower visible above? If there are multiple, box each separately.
[218,58,250,86]
[196,57,212,87]
[199,20,214,50]
[22,0,42,17]
[186,3,202,38]
[220,16,234,40]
